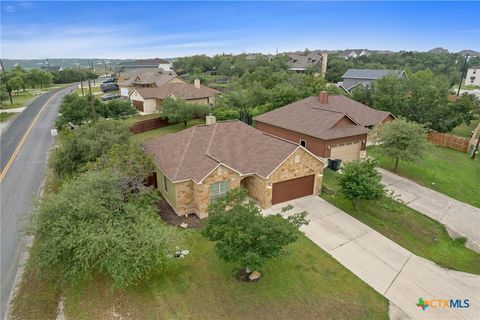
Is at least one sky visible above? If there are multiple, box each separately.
[1,1,479,59]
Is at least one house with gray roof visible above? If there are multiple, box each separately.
[117,58,172,72]
[287,52,328,77]
[340,68,407,92]
[338,49,370,59]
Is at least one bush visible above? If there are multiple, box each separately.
[96,99,137,119]
[31,171,180,288]
[213,108,240,121]
[52,121,131,178]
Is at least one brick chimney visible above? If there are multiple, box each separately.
[319,91,328,104]
[194,78,201,89]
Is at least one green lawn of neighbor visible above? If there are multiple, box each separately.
[368,145,480,208]
[321,168,480,275]
[132,119,205,142]
[12,231,388,320]
[450,120,479,138]
[0,112,16,123]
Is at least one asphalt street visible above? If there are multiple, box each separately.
[0,85,76,319]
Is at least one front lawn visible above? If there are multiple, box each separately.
[368,145,480,208]
[132,119,205,142]
[321,168,480,275]
[12,231,388,320]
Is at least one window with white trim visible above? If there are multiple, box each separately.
[210,181,229,202]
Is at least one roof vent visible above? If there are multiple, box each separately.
[319,91,328,104]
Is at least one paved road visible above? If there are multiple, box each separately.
[0,85,76,319]
[263,196,480,320]
[380,168,480,253]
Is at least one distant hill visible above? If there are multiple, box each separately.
[1,58,133,71]
[457,49,480,56]
[428,47,449,54]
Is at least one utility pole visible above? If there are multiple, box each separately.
[87,79,96,122]
[457,54,469,96]
[0,59,13,104]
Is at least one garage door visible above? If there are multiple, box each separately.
[272,175,315,205]
[330,141,361,162]
[132,100,144,112]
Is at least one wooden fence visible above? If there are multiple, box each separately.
[427,131,470,152]
[130,117,170,134]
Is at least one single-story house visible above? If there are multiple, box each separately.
[129,79,221,113]
[118,68,185,97]
[340,68,407,93]
[143,118,325,218]
[254,92,395,161]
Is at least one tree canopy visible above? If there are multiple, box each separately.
[31,171,179,288]
[161,97,210,127]
[202,188,308,277]
[376,118,428,172]
[339,159,385,210]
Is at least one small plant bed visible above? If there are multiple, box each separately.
[156,198,202,229]
[12,231,389,320]
[321,168,480,275]
[450,120,479,138]
[368,145,480,208]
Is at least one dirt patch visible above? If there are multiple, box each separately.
[156,198,202,229]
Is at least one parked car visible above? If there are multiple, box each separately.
[101,93,120,101]
[102,77,115,84]
[101,83,119,92]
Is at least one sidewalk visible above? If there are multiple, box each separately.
[263,196,480,320]
[380,168,480,253]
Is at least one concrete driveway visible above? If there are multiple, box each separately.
[380,168,480,253]
[263,196,480,320]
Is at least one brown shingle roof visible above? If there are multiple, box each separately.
[134,83,220,100]
[254,95,393,137]
[143,120,302,183]
[118,69,177,87]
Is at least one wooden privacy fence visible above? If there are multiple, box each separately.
[130,117,170,134]
[427,131,470,152]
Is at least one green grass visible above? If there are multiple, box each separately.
[0,92,36,109]
[368,145,480,208]
[0,112,16,123]
[72,85,108,96]
[321,168,480,275]
[450,120,479,138]
[12,231,388,320]
[132,119,205,142]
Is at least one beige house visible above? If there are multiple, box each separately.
[118,68,186,97]
[465,67,480,87]
[129,79,220,114]
[144,118,326,218]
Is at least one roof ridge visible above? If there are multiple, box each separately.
[173,127,197,180]
[205,122,218,157]
[311,106,345,115]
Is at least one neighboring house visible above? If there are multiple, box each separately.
[118,68,184,97]
[129,79,220,113]
[465,67,480,86]
[340,68,407,92]
[254,92,394,161]
[117,58,173,72]
[338,49,370,59]
[144,118,325,218]
[287,52,328,77]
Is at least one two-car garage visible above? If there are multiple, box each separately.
[330,141,361,162]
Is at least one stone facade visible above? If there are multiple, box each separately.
[164,148,325,218]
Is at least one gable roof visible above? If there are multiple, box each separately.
[287,52,324,69]
[254,95,393,134]
[342,68,405,80]
[143,120,310,183]
[133,83,220,100]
